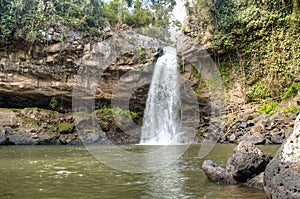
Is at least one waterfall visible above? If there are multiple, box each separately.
[140,46,180,145]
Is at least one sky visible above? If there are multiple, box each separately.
[172,0,187,24]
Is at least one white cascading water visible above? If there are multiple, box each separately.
[140,46,180,144]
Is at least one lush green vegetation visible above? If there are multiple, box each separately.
[0,0,175,44]
[282,82,300,100]
[58,121,74,132]
[187,0,300,102]
[258,102,299,116]
[95,107,138,118]
[49,96,58,109]
[0,0,105,42]
[258,82,300,115]
[258,101,279,115]
[103,0,176,28]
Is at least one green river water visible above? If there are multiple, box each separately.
[0,144,279,199]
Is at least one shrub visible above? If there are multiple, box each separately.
[49,97,58,109]
[246,81,271,101]
[11,108,18,112]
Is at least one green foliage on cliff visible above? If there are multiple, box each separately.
[0,0,106,42]
[49,97,58,109]
[246,81,271,101]
[0,0,175,44]
[258,101,279,115]
[187,0,300,102]
[282,82,300,100]
[95,107,138,118]
[258,102,299,116]
[58,121,74,133]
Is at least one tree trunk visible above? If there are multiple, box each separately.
[292,0,300,21]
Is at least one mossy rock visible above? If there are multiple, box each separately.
[58,122,75,134]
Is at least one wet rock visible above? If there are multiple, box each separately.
[202,160,238,185]
[264,114,300,199]
[0,137,15,145]
[3,127,13,135]
[240,121,247,128]
[58,134,78,144]
[5,131,58,145]
[7,131,33,145]
[243,172,264,190]
[221,112,296,144]
[202,142,272,187]
[226,142,272,182]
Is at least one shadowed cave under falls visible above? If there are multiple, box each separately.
[140,46,186,144]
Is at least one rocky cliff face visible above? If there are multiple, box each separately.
[0,25,86,110]
[0,26,214,144]
[0,25,160,112]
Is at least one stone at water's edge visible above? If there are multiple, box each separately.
[243,172,265,191]
[226,142,272,182]
[202,142,272,188]
[264,114,300,199]
[202,160,238,185]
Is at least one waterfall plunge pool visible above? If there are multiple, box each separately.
[0,144,279,198]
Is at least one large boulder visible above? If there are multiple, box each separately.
[226,141,272,182]
[264,113,300,199]
[202,142,272,185]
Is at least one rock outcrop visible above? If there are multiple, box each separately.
[264,114,300,199]
[202,142,272,189]
[0,108,140,145]
[0,25,85,110]
[0,25,165,112]
[220,112,296,144]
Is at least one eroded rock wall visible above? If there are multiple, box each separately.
[0,25,86,110]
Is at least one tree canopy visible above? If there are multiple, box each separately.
[0,0,176,43]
